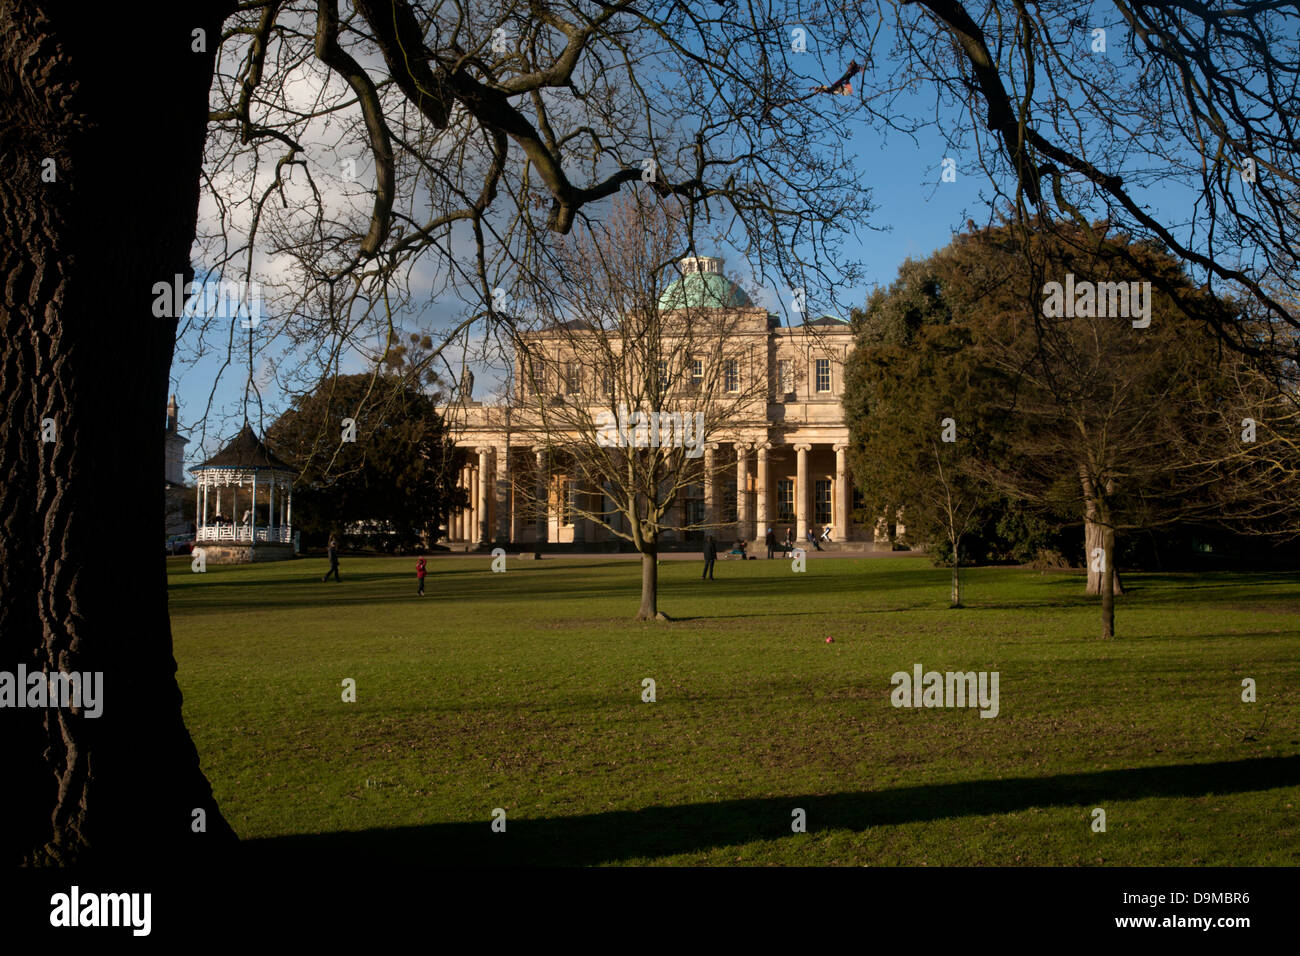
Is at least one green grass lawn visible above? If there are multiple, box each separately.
[167,554,1300,865]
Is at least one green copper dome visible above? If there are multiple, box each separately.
[658,257,753,311]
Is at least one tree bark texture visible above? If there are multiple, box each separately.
[1,0,237,863]
[636,548,660,621]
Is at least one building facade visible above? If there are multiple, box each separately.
[444,257,873,549]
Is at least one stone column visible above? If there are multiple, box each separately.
[459,465,470,541]
[572,480,588,545]
[495,446,511,544]
[703,443,717,529]
[534,447,548,548]
[470,464,479,544]
[450,470,458,541]
[755,442,770,542]
[463,464,472,541]
[452,469,461,540]
[795,443,811,541]
[834,444,849,542]
[477,447,492,547]
[509,452,524,542]
[735,443,750,540]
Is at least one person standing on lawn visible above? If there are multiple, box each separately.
[323,535,341,582]
[764,527,777,559]
[702,535,717,581]
[416,555,427,596]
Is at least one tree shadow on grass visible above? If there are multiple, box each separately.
[243,754,1300,866]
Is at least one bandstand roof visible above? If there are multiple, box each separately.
[192,422,294,474]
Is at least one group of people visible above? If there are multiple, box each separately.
[319,535,431,594]
[209,510,252,527]
[702,524,833,577]
[762,525,831,557]
[321,536,432,596]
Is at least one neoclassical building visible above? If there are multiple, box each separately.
[444,256,873,550]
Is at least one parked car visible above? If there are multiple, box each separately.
[165,534,193,555]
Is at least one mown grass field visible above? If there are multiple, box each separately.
[167,553,1300,866]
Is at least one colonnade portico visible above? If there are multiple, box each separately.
[443,437,857,547]
[438,256,869,549]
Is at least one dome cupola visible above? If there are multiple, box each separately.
[658,256,753,310]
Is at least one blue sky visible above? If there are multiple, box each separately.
[170,96,990,467]
[172,12,1207,469]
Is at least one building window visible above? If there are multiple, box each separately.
[602,368,614,397]
[722,486,737,524]
[776,479,794,522]
[777,359,793,395]
[691,358,704,388]
[684,497,705,542]
[658,360,670,391]
[565,362,582,395]
[724,359,739,393]
[815,479,832,525]
[524,363,544,395]
[815,358,831,393]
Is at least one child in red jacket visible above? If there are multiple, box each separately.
[416,556,427,596]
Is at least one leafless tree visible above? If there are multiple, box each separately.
[962,228,1284,638]
[507,197,769,619]
[827,0,1300,364]
[2,0,872,863]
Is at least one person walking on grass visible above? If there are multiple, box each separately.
[765,527,777,559]
[702,534,717,581]
[323,535,341,582]
[416,555,427,596]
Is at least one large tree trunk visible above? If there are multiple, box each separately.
[2,0,237,864]
[635,546,663,621]
[1083,512,1123,595]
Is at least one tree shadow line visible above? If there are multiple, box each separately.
[242,754,1300,867]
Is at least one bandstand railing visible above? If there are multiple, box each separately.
[196,525,292,543]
